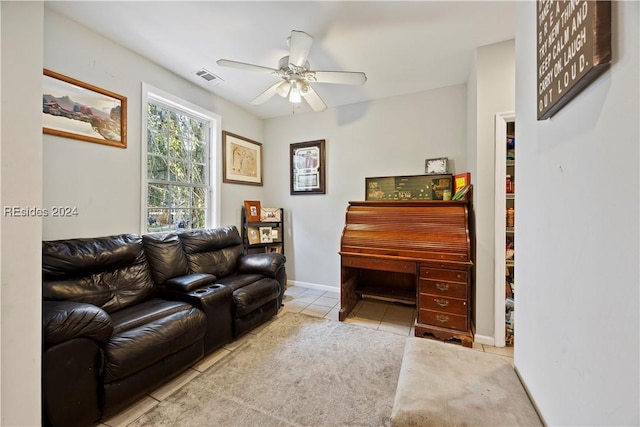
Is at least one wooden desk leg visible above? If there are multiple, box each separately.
[339,268,359,321]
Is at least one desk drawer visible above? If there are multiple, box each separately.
[419,293,467,315]
[418,309,468,331]
[419,267,467,283]
[342,256,416,274]
[419,280,467,300]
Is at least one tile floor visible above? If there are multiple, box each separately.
[97,284,514,427]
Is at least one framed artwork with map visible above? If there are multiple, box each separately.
[223,131,263,186]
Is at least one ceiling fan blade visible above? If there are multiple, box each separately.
[216,59,278,75]
[301,85,327,112]
[310,71,367,85]
[251,81,286,105]
[288,30,313,67]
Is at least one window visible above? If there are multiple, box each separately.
[142,84,220,233]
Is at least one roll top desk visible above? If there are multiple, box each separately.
[339,200,475,347]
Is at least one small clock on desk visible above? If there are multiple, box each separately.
[425,157,448,175]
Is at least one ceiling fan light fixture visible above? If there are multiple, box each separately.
[217,30,367,112]
[276,81,291,98]
[289,81,302,103]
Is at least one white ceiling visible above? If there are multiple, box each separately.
[45,1,515,119]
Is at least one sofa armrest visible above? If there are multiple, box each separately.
[237,252,286,278]
[164,273,217,292]
[43,301,113,347]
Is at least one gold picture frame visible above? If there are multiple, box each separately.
[247,227,260,244]
[42,69,127,148]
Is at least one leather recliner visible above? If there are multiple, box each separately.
[42,234,207,427]
[42,226,287,427]
[176,226,286,337]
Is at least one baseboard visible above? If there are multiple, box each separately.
[474,333,495,346]
[286,280,338,293]
[514,365,547,427]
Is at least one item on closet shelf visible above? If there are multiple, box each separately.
[506,175,513,193]
[506,207,515,227]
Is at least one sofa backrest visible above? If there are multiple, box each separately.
[178,226,244,278]
[42,234,155,313]
[141,232,190,286]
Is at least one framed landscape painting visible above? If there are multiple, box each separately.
[42,69,127,148]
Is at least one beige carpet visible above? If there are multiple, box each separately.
[128,312,407,427]
[390,337,542,426]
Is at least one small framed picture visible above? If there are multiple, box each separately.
[247,226,260,244]
[265,245,282,254]
[270,227,282,242]
[259,226,273,243]
[425,157,449,175]
[244,200,261,222]
[260,207,281,222]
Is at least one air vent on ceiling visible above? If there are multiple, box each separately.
[194,68,223,87]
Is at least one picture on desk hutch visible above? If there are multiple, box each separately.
[365,174,452,201]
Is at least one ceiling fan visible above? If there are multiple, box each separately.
[216,30,367,112]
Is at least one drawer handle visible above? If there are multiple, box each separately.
[436,314,449,323]
[436,283,449,291]
[456,273,462,279]
[434,298,449,307]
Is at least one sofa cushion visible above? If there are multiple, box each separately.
[230,278,280,318]
[109,298,194,334]
[141,233,190,285]
[178,226,244,278]
[43,234,155,313]
[104,301,206,382]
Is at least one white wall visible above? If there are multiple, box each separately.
[263,85,467,288]
[43,8,265,240]
[468,40,516,343]
[0,3,44,425]
[515,2,639,425]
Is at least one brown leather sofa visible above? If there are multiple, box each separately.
[42,226,286,427]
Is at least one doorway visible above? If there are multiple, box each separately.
[494,112,515,348]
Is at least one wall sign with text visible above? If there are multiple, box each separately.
[537,0,611,120]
